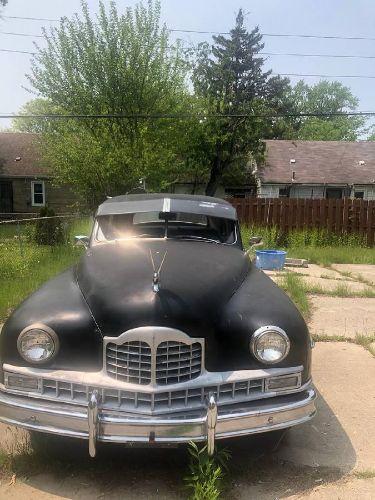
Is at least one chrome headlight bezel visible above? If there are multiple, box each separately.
[250,326,290,364]
[17,324,59,365]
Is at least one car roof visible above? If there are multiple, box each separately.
[96,193,237,220]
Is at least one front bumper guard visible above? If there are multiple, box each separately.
[0,386,316,457]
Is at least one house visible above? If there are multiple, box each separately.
[255,140,375,200]
[0,132,78,215]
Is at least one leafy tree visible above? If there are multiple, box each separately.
[24,0,190,207]
[288,81,367,141]
[189,9,290,196]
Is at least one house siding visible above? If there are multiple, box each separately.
[257,183,375,200]
[6,177,79,214]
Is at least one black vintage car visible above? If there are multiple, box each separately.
[0,194,316,457]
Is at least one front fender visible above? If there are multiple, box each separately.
[0,268,102,375]
[208,265,312,384]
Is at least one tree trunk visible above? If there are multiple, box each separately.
[205,165,221,196]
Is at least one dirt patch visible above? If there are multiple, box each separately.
[309,296,375,338]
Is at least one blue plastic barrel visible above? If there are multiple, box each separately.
[255,250,287,270]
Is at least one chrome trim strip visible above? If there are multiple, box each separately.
[0,387,316,449]
[103,327,206,386]
[162,197,171,213]
[3,364,302,392]
[206,394,217,456]
[88,390,100,458]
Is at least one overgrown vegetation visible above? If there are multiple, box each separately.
[242,225,375,266]
[278,272,311,319]
[184,443,230,500]
[0,218,91,321]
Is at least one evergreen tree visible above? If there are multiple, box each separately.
[191,9,290,195]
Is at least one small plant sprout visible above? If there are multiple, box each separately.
[185,442,231,500]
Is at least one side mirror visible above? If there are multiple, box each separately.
[249,236,263,246]
[74,235,90,248]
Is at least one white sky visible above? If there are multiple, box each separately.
[1,0,375,130]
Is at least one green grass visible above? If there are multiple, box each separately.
[302,282,375,298]
[242,225,375,266]
[0,217,91,321]
[287,246,375,266]
[312,333,375,356]
[353,469,375,479]
[278,272,311,319]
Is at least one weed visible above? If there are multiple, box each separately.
[278,272,310,319]
[184,442,230,500]
[312,333,375,357]
[354,469,375,479]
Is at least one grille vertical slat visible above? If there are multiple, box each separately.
[106,341,152,385]
[106,338,203,386]
[155,341,202,385]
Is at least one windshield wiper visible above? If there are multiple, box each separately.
[171,235,220,244]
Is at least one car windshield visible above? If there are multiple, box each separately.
[95,211,236,244]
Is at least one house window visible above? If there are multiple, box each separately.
[279,187,290,198]
[326,188,343,199]
[225,187,255,198]
[354,191,364,199]
[31,181,45,207]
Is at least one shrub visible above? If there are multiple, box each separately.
[34,207,66,246]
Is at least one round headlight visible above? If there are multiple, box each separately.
[250,326,290,364]
[17,325,58,364]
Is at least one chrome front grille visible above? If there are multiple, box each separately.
[156,341,202,385]
[30,377,265,414]
[106,341,152,385]
[104,328,204,386]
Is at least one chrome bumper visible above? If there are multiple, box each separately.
[0,386,316,457]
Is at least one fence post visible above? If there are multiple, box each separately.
[17,220,24,258]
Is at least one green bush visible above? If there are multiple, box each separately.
[34,207,66,246]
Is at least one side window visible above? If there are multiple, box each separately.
[354,191,364,199]
[31,181,45,207]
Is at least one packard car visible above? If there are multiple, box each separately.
[0,194,316,457]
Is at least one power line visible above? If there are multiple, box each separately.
[2,48,375,79]
[2,111,375,120]
[0,48,35,55]
[281,73,375,79]
[3,17,375,42]
[262,52,375,60]
[2,15,59,22]
[2,32,375,60]
[0,30,44,38]
[170,29,375,41]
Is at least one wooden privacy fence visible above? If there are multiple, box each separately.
[229,198,375,245]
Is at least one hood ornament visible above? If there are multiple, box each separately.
[149,249,168,293]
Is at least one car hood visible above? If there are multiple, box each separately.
[76,239,250,337]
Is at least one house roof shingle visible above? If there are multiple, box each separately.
[261,140,375,185]
[0,132,49,178]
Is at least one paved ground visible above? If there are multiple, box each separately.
[268,263,375,294]
[0,342,373,499]
[309,296,375,338]
[332,264,375,286]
